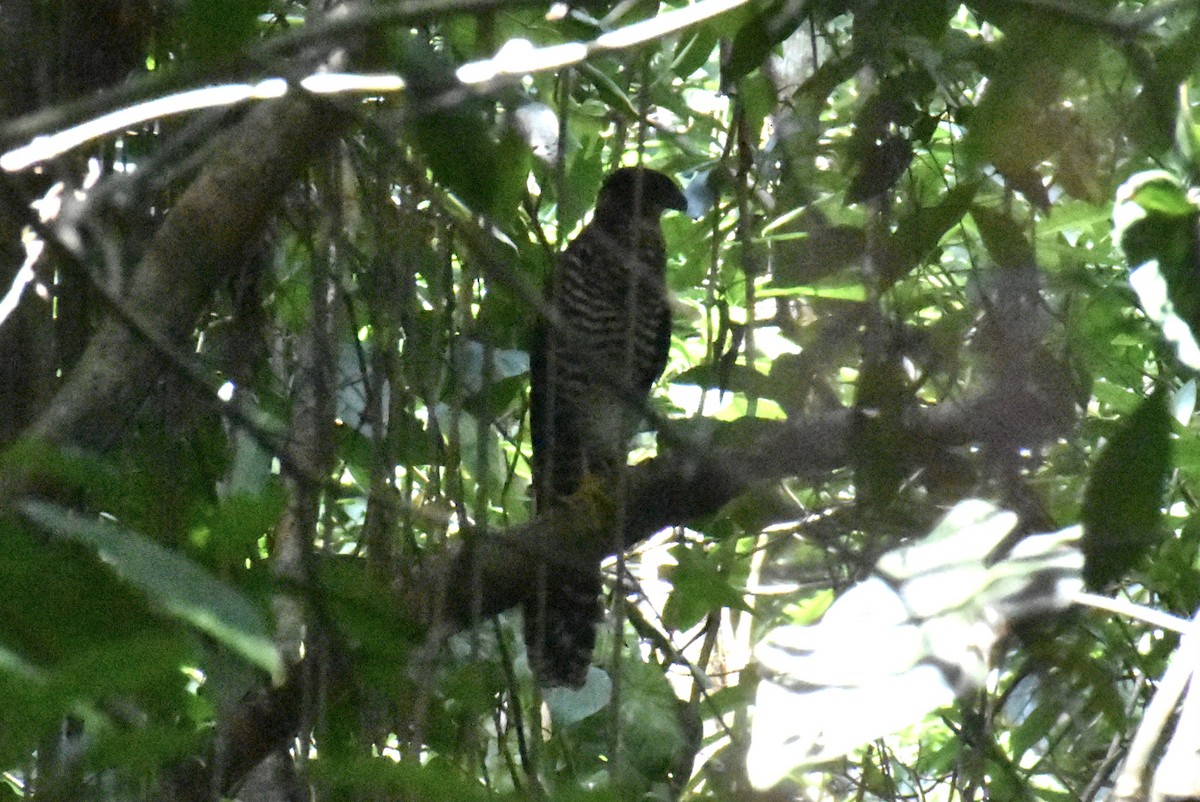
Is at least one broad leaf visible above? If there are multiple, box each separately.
[21,502,281,679]
[971,204,1036,268]
[662,543,750,632]
[748,500,1082,787]
[725,1,808,82]
[878,181,979,288]
[1081,388,1172,588]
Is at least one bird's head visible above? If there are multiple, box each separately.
[594,167,687,224]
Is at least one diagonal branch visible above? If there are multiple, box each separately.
[405,377,1069,630]
[23,93,346,454]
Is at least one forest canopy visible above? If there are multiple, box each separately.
[2,1,1200,800]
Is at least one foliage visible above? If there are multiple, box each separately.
[3,0,1200,800]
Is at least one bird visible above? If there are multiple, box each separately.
[526,166,687,687]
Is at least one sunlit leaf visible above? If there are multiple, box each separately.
[757,282,866,300]
[1129,261,1200,370]
[748,662,953,788]
[1120,172,1196,217]
[662,543,750,631]
[545,667,612,726]
[1174,379,1197,425]
[748,500,1083,787]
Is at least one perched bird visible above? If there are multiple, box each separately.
[526,167,687,687]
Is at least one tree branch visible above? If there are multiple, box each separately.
[407,377,1069,630]
[25,94,346,452]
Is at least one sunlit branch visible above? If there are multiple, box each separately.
[1072,590,1195,635]
[1112,607,1200,801]
[456,0,751,83]
[1,75,405,171]
[0,237,39,329]
[2,0,752,171]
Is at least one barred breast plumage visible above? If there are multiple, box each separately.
[526,167,686,687]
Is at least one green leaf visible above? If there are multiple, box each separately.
[1081,388,1172,588]
[970,204,1035,268]
[556,141,606,238]
[86,722,201,782]
[1127,259,1200,371]
[671,24,719,78]
[1177,89,1200,174]
[21,502,282,679]
[1127,33,1200,154]
[414,112,530,221]
[770,224,866,286]
[725,1,808,82]
[758,282,866,301]
[673,363,772,398]
[1121,172,1196,217]
[1009,700,1060,760]
[853,356,911,510]
[464,373,527,421]
[962,15,1099,174]
[0,519,160,663]
[878,181,979,288]
[398,37,530,222]
[581,62,639,119]
[50,635,192,719]
[176,0,268,63]
[662,544,749,631]
[1115,174,1200,349]
[194,486,284,564]
[738,71,776,144]
[320,556,420,689]
[310,754,492,801]
[614,656,689,791]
